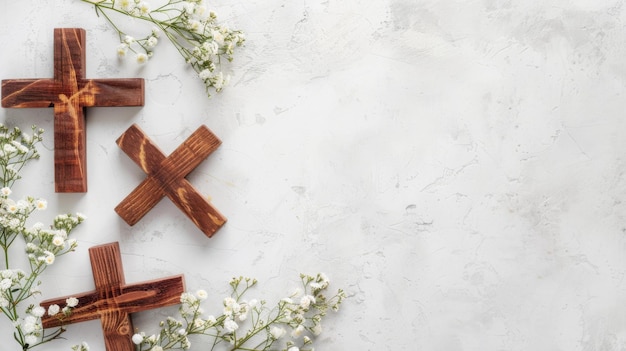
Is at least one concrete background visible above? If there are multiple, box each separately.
[1,0,626,350]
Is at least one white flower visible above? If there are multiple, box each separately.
[31,306,46,317]
[76,212,87,221]
[147,36,158,48]
[187,20,201,32]
[196,289,208,300]
[291,324,305,338]
[44,254,55,265]
[300,295,315,310]
[183,2,195,15]
[25,334,38,345]
[181,292,197,304]
[0,278,12,291]
[0,187,11,196]
[210,71,226,91]
[211,30,224,45]
[47,304,60,316]
[223,318,238,333]
[6,202,17,213]
[311,322,322,336]
[132,333,143,345]
[66,297,79,307]
[3,144,17,154]
[124,35,135,44]
[138,1,150,14]
[270,326,286,339]
[117,44,128,58]
[22,316,37,333]
[136,53,148,64]
[35,199,47,210]
[199,69,212,81]
[206,315,216,325]
[287,347,300,351]
[52,236,65,247]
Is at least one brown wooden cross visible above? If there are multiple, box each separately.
[115,124,227,237]
[1,28,144,193]
[40,242,185,351]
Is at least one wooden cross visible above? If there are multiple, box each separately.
[115,124,227,237]
[40,242,185,351]
[1,28,144,193]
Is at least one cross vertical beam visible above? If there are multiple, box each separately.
[2,28,144,192]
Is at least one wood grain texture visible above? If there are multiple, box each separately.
[115,124,227,237]
[1,28,144,193]
[40,242,185,351]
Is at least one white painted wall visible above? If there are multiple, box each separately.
[2,0,626,350]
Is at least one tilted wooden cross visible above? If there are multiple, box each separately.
[40,242,185,351]
[1,28,144,192]
[115,124,227,237]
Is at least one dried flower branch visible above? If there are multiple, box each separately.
[0,125,85,350]
[79,0,245,97]
[131,273,346,351]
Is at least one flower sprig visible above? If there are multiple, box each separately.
[0,125,43,188]
[0,124,86,350]
[79,0,245,97]
[132,273,346,351]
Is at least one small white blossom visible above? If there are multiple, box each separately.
[47,304,60,316]
[132,333,143,345]
[117,44,128,58]
[52,236,65,247]
[196,289,208,300]
[0,278,12,291]
[223,318,238,333]
[138,1,150,14]
[66,297,79,307]
[270,326,286,339]
[147,36,158,47]
[31,306,46,317]
[291,324,305,338]
[44,254,55,265]
[25,335,38,345]
[35,199,47,210]
[136,53,148,64]
[0,187,11,196]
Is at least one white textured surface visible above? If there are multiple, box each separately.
[2,1,626,350]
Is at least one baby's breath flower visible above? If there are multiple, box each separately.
[270,326,286,339]
[80,0,244,97]
[66,297,79,308]
[196,289,207,300]
[117,43,128,58]
[47,304,60,316]
[223,318,238,333]
[132,333,144,345]
[136,53,148,64]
